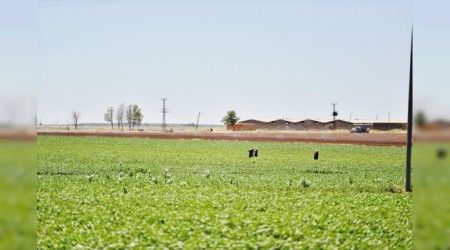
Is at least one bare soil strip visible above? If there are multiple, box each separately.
[37,131,407,146]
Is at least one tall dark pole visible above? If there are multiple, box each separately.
[405,29,413,192]
[161,98,168,131]
[331,102,337,129]
[196,112,201,131]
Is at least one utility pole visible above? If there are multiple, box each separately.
[196,112,201,130]
[161,98,168,131]
[331,102,338,129]
[405,28,413,192]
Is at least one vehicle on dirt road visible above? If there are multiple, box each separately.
[350,126,370,133]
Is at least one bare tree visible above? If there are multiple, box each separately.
[126,104,134,130]
[116,103,125,130]
[104,107,114,129]
[71,110,80,130]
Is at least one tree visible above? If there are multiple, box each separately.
[116,103,125,130]
[221,110,240,130]
[125,104,143,130]
[414,110,427,127]
[126,104,134,130]
[132,104,143,130]
[104,107,114,129]
[71,110,80,130]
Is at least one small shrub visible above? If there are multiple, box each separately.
[300,179,310,188]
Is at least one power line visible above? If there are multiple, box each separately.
[38,102,111,106]
[170,98,330,114]
[38,98,160,106]
[38,0,121,8]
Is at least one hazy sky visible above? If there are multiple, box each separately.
[1,0,448,125]
[414,0,450,122]
[0,0,35,126]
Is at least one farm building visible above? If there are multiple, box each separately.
[236,119,273,130]
[352,120,407,131]
[332,119,355,130]
[294,119,328,130]
[238,118,405,131]
[226,123,256,131]
[417,120,450,131]
[238,118,352,131]
[295,119,354,130]
[270,119,303,130]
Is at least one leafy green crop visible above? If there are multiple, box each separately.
[0,141,36,250]
[37,136,411,249]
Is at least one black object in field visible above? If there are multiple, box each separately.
[437,148,447,159]
[249,148,258,158]
[314,150,319,160]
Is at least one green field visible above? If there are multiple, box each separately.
[37,136,412,249]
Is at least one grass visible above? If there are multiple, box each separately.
[37,136,412,249]
[413,142,450,249]
[0,141,36,250]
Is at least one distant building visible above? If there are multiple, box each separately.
[352,119,407,131]
[236,119,272,130]
[270,119,301,130]
[226,123,256,131]
[417,120,450,131]
[238,118,406,131]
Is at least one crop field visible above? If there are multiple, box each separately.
[37,136,412,249]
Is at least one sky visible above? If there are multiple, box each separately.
[0,0,36,126]
[414,0,450,122]
[1,0,449,126]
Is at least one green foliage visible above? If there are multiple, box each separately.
[132,104,143,126]
[300,179,310,188]
[37,136,412,249]
[221,110,240,125]
[0,141,36,250]
[414,110,427,127]
[413,143,450,249]
[126,104,144,130]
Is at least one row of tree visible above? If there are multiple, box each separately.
[106,108,238,130]
[104,104,144,130]
[70,108,237,131]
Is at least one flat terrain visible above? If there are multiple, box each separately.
[37,136,412,249]
[37,130,407,146]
